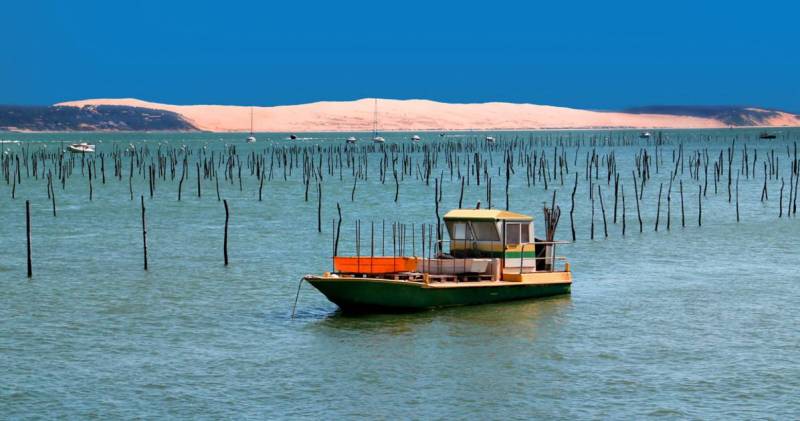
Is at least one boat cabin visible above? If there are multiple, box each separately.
[444,209,543,273]
[307,206,571,312]
[329,208,567,285]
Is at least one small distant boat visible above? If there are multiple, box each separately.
[639,132,652,139]
[246,107,256,143]
[485,136,495,143]
[439,133,446,137]
[411,135,421,142]
[290,134,297,140]
[67,143,95,153]
[346,136,357,144]
[759,131,777,139]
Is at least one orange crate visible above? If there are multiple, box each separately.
[334,256,418,274]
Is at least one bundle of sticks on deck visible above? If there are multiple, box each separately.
[543,193,561,242]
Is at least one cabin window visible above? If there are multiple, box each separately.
[453,222,467,240]
[505,222,530,244]
[506,223,521,244]
[471,221,500,241]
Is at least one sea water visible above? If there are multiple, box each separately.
[0,129,798,418]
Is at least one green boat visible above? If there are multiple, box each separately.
[304,208,572,313]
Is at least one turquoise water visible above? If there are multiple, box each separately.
[1,129,799,418]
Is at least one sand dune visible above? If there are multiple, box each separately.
[56,98,799,132]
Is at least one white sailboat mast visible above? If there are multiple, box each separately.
[373,98,378,137]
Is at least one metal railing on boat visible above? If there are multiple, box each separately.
[432,239,571,275]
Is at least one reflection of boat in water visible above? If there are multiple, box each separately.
[639,132,652,139]
[67,143,95,153]
[346,136,357,144]
[759,131,777,139]
[303,208,572,313]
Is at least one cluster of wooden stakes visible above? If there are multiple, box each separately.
[3,130,798,278]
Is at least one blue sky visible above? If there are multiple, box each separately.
[3,0,798,111]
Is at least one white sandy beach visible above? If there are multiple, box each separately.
[56,98,799,132]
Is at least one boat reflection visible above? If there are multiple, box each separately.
[313,295,573,338]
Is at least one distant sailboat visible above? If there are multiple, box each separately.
[372,98,385,143]
[246,107,256,143]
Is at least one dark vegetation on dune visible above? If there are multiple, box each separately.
[0,105,198,131]
[624,105,798,126]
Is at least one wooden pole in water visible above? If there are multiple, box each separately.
[598,185,608,237]
[459,176,464,208]
[505,157,510,210]
[590,194,595,240]
[666,179,672,231]
[621,183,626,236]
[26,200,32,278]
[88,164,93,201]
[334,203,342,256]
[215,172,221,202]
[698,185,702,227]
[633,172,643,232]
[49,174,56,217]
[435,178,442,253]
[129,160,133,201]
[196,162,201,198]
[393,169,399,202]
[317,182,322,233]
[613,173,619,224]
[570,173,577,241]
[141,195,148,270]
[223,199,229,265]
[655,183,662,232]
[680,180,685,228]
[258,171,264,201]
[794,171,799,216]
[736,175,740,222]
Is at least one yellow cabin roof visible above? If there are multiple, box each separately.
[443,209,533,221]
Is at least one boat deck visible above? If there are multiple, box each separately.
[312,270,571,288]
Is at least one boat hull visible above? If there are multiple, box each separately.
[304,276,571,312]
